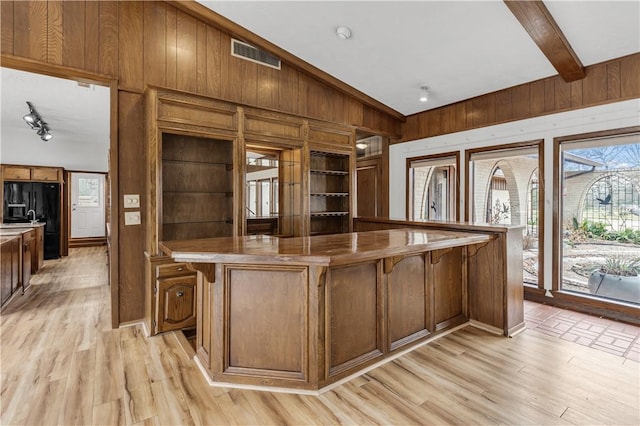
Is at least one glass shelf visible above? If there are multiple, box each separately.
[310,169,349,176]
[310,212,349,217]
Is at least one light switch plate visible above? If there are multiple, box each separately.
[124,194,140,208]
[124,211,141,225]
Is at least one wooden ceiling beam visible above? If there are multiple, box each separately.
[504,0,585,82]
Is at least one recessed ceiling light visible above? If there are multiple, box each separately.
[336,26,352,40]
[419,85,430,102]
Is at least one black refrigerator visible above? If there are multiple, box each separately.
[3,181,61,259]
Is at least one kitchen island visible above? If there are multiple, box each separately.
[160,227,522,393]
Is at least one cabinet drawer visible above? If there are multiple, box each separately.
[156,275,196,333]
[157,262,191,278]
[3,166,30,180]
[31,167,59,181]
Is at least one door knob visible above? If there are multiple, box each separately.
[176,291,184,297]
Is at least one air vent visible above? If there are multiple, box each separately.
[231,39,281,70]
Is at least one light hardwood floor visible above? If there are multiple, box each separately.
[1,247,638,425]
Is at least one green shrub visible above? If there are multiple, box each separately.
[579,220,608,238]
[600,256,640,277]
[604,228,640,244]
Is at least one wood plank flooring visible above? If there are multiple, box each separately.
[1,247,638,425]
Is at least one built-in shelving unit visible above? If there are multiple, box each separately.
[162,134,234,241]
[144,87,355,335]
[310,151,350,235]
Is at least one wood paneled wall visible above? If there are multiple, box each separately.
[401,53,640,142]
[1,0,402,324]
[1,1,401,134]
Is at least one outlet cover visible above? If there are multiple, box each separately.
[124,211,141,225]
[124,194,140,208]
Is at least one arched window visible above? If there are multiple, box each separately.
[486,167,511,224]
[582,173,640,231]
[407,154,458,221]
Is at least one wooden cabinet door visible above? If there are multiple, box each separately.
[11,239,20,294]
[3,166,31,180]
[156,275,196,333]
[22,237,32,291]
[31,167,59,181]
[356,157,383,218]
[35,226,44,271]
[1,241,12,305]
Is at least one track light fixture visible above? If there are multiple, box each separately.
[23,101,53,141]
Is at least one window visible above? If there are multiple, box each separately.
[557,133,640,305]
[77,177,100,207]
[407,152,459,221]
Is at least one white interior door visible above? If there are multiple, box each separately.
[71,173,105,238]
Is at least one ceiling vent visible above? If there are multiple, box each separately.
[231,39,281,70]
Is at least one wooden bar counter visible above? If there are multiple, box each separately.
[160,228,520,393]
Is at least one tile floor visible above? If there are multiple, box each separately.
[524,300,640,362]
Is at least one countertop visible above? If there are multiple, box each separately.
[160,228,493,267]
[0,223,43,238]
[0,222,46,229]
[355,217,525,233]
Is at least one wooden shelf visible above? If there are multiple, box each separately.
[310,169,349,176]
[163,158,232,167]
[162,219,233,225]
[163,190,233,196]
[310,192,349,197]
[310,212,349,217]
[161,134,235,242]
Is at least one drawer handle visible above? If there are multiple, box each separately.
[176,291,184,297]
[177,267,184,271]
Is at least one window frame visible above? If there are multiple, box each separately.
[552,126,640,318]
[405,150,460,221]
[465,139,545,292]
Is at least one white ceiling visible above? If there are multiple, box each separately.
[199,0,640,116]
[1,68,110,146]
[0,67,111,171]
[0,0,637,163]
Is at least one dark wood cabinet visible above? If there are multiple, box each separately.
[354,218,525,337]
[146,255,197,335]
[156,274,197,333]
[356,156,384,218]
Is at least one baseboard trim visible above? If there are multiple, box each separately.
[469,320,504,336]
[69,237,107,248]
[192,322,471,395]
